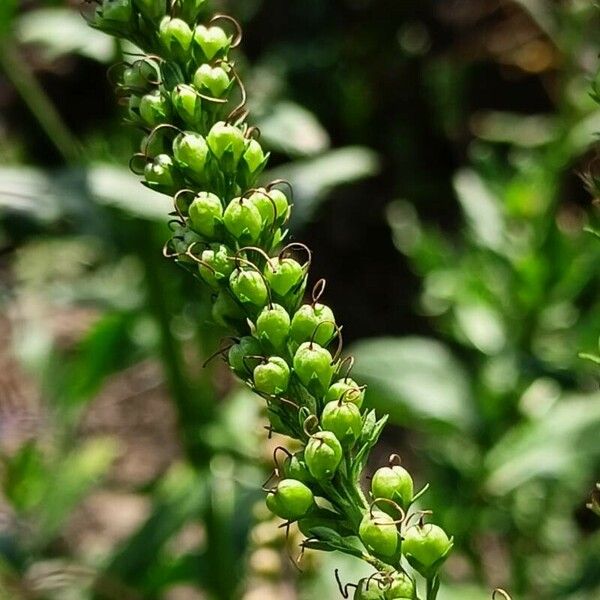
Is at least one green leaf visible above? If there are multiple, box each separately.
[350,337,474,431]
[0,0,16,36]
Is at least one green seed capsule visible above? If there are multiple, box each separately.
[290,303,336,347]
[371,466,414,512]
[144,154,175,188]
[321,400,362,446]
[228,336,263,378]
[123,62,152,90]
[159,16,192,60]
[354,579,386,600]
[385,572,415,600]
[128,94,141,121]
[133,0,166,21]
[253,356,290,395]
[402,524,453,576]
[282,452,312,483]
[248,189,277,227]
[265,257,305,297]
[188,192,223,238]
[172,85,200,126]
[266,479,313,521]
[293,342,334,395]
[193,24,230,60]
[193,64,231,98]
[212,291,244,328]
[207,121,246,166]
[173,132,209,177]
[325,378,364,409]
[359,510,398,559]
[223,198,263,244]
[243,139,268,175]
[198,243,233,288]
[139,90,170,127]
[268,188,290,224]
[304,431,342,480]
[230,269,268,307]
[102,0,132,22]
[256,304,290,352]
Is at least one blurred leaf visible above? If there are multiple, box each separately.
[512,0,559,40]
[1,443,46,513]
[34,438,117,547]
[454,303,506,355]
[0,0,16,36]
[470,111,558,147]
[268,146,379,226]
[258,101,330,156]
[349,337,474,431]
[485,392,600,495]
[453,169,504,252]
[15,8,115,62]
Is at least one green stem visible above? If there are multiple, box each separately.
[0,37,81,164]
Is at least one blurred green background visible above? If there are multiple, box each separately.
[0,1,599,599]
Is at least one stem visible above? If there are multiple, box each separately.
[0,37,81,164]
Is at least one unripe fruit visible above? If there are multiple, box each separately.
[139,90,170,127]
[198,243,233,288]
[188,192,223,238]
[359,510,398,559]
[265,257,304,297]
[172,85,200,126]
[256,304,290,352]
[228,336,263,378]
[325,378,364,409]
[173,132,209,177]
[212,291,244,327]
[293,342,334,395]
[248,190,277,226]
[193,24,230,60]
[102,0,132,22]
[304,431,342,480]
[321,400,362,446]
[371,466,414,512]
[128,94,141,121]
[207,121,246,165]
[402,523,453,576]
[123,62,152,90]
[266,479,313,521]
[268,188,290,223]
[253,356,290,395]
[159,17,192,60]
[230,269,268,307]
[144,154,175,188]
[282,452,312,483]
[290,303,336,346]
[354,578,386,600]
[193,64,231,98]
[385,572,415,600]
[223,198,263,244]
[243,139,267,174]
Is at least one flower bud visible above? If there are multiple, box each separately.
[207,121,246,169]
[230,269,268,307]
[198,243,233,288]
[212,291,244,328]
[193,24,230,61]
[223,197,263,244]
[402,523,453,577]
[172,85,201,126]
[304,431,342,480]
[188,192,223,238]
[139,90,170,127]
[371,466,414,512]
[159,16,192,60]
[243,139,268,175]
[102,0,132,22]
[254,356,290,395]
[325,378,364,409]
[228,336,263,378]
[144,154,176,189]
[193,64,231,98]
[266,479,313,521]
[321,400,362,446]
[173,132,209,178]
[133,0,166,21]
[290,303,336,347]
[359,510,398,559]
[265,257,304,297]
[256,304,290,352]
[293,342,334,395]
